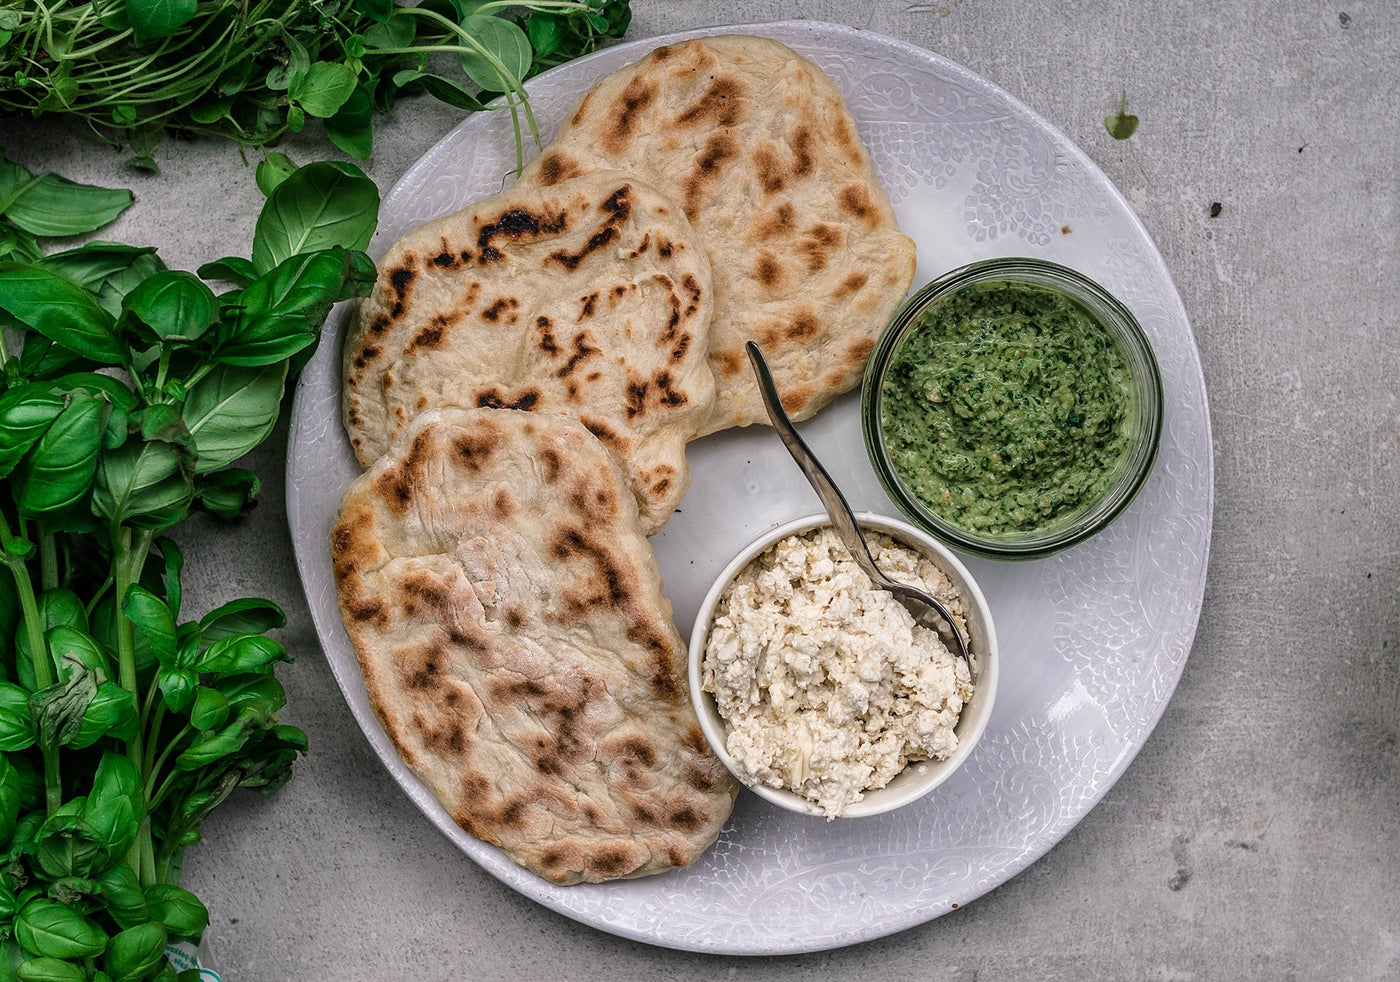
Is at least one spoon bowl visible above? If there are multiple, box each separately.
[746,342,974,676]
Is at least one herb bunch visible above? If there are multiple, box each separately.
[0,155,380,980]
[0,0,633,169]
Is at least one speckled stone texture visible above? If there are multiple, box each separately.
[1,1,1396,979]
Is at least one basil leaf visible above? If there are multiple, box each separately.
[458,15,532,91]
[12,393,106,519]
[121,585,177,666]
[145,885,208,941]
[46,625,110,682]
[215,248,365,367]
[14,956,90,981]
[0,682,37,751]
[39,242,166,317]
[325,85,375,160]
[175,720,253,770]
[157,666,197,713]
[0,264,127,364]
[1,174,133,237]
[30,660,98,751]
[14,898,108,959]
[196,256,256,287]
[191,467,260,520]
[121,269,218,343]
[411,73,486,113]
[196,634,288,674]
[0,384,66,479]
[254,152,298,198]
[83,752,145,860]
[182,362,287,473]
[198,597,285,641]
[290,61,358,118]
[70,682,139,749]
[34,804,109,880]
[250,162,379,274]
[93,436,195,530]
[0,756,21,843]
[188,686,229,731]
[14,588,88,692]
[127,0,198,43]
[97,865,150,930]
[102,921,167,981]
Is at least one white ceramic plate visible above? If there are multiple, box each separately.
[287,20,1213,955]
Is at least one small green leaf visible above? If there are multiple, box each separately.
[97,865,149,930]
[255,152,299,198]
[15,956,89,982]
[188,686,229,730]
[121,269,218,343]
[145,885,208,940]
[0,264,127,364]
[363,12,416,50]
[325,86,375,160]
[157,666,197,712]
[198,597,286,641]
[0,682,37,750]
[70,681,139,748]
[127,0,198,43]
[411,74,486,113]
[1,174,133,237]
[526,13,566,60]
[93,436,195,530]
[1105,90,1139,140]
[197,634,288,674]
[39,242,165,315]
[192,467,261,519]
[457,15,533,91]
[182,362,288,473]
[102,920,167,982]
[83,752,145,860]
[250,162,380,274]
[121,585,177,665]
[195,256,257,287]
[12,393,106,519]
[353,0,394,23]
[290,61,358,118]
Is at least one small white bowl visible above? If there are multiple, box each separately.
[687,512,998,819]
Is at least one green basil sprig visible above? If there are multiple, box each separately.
[0,1,633,169]
[0,153,381,981]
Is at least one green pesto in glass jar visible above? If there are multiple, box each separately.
[879,279,1135,536]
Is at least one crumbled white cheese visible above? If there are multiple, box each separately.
[702,527,972,818]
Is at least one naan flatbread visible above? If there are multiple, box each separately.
[517,35,916,435]
[331,408,737,884]
[343,171,715,534]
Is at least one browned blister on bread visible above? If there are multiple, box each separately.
[331,408,737,884]
[517,35,916,436]
[343,171,715,535]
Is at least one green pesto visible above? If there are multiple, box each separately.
[879,279,1134,536]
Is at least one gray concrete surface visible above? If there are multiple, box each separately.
[3,1,1397,978]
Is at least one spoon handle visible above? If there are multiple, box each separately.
[745,342,889,588]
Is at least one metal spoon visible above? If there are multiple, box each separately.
[746,341,974,676]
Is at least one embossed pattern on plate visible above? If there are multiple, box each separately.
[286,21,1213,954]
